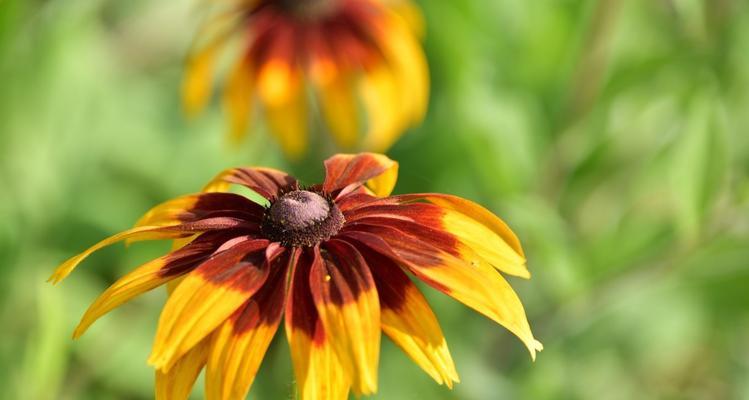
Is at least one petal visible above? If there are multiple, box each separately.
[383,0,425,38]
[359,65,407,153]
[222,55,256,144]
[203,167,297,199]
[182,42,220,117]
[134,192,264,228]
[286,249,350,400]
[375,9,429,125]
[182,4,243,117]
[353,243,458,387]
[72,233,230,338]
[48,224,202,285]
[155,337,209,400]
[342,226,543,360]
[318,74,360,149]
[205,255,288,400]
[263,71,308,160]
[346,199,527,278]
[311,242,380,395]
[148,239,271,371]
[323,153,399,197]
[394,194,528,278]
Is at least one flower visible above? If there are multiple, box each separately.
[183,0,429,159]
[50,153,542,400]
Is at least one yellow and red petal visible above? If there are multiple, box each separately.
[323,153,399,197]
[398,194,528,277]
[155,336,210,400]
[311,242,380,395]
[398,194,524,256]
[47,222,228,285]
[203,167,297,198]
[354,243,458,387]
[72,233,232,338]
[286,249,350,400]
[134,192,264,229]
[205,254,288,400]
[149,239,271,371]
[346,194,529,278]
[342,226,543,360]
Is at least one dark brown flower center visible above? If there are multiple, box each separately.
[263,190,344,247]
[276,0,341,20]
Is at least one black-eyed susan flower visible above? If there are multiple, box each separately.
[183,0,429,159]
[50,153,542,400]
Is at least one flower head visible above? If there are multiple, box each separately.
[51,153,542,399]
[183,0,429,159]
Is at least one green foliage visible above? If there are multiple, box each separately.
[1,0,748,399]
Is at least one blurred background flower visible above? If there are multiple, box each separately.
[183,0,428,159]
[1,0,749,399]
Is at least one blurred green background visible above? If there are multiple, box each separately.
[2,0,749,399]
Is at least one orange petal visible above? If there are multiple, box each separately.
[311,242,380,395]
[356,244,458,387]
[205,257,287,400]
[286,249,351,400]
[148,239,270,371]
[323,153,399,197]
[155,337,209,400]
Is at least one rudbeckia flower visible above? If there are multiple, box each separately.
[183,0,429,159]
[50,153,542,399]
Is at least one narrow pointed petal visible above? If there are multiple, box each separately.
[374,8,429,125]
[183,42,219,117]
[155,337,210,400]
[205,254,287,400]
[264,73,308,160]
[323,153,399,197]
[352,243,458,387]
[318,74,360,149]
[360,65,406,152]
[49,226,190,285]
[149,239,271,371]
[203,167,297,199]
[286,250,350,400]
[311,242,380,395]
[223,56,256,144]
[134,193,264,228]
[343,226,543,360]
[73,233,230,338]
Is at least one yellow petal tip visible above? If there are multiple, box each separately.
[529,339,544,361]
